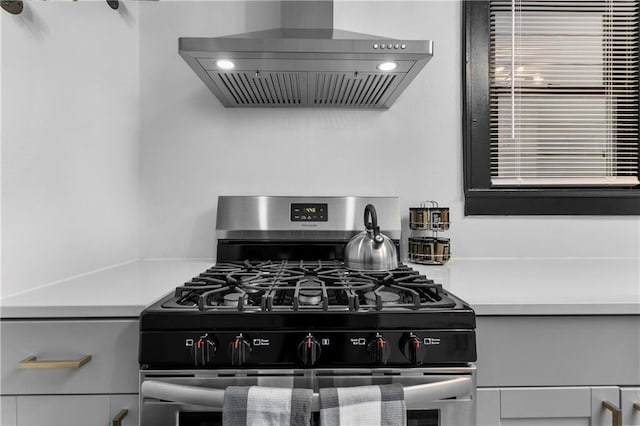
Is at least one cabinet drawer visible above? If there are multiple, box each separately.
[477,316,640,386]
[16,395,109,426]
[498,386,620,425]
[501,388,591,418]
[6,395,139,426]
[1,396,17,426]
[1,320,138,395]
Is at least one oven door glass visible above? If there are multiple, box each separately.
[178,412,221,426]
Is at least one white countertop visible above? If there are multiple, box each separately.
[0,260,213,318]
[1,258,638,318]
[413,258,640,315]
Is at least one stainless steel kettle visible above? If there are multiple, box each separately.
[345,204,399,271]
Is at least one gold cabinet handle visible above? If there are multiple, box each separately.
[602,401,622,426]
[112,409,128,426]
[17,354,91,369]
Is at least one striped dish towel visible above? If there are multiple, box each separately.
[223,386,313,426]
[319,384,406,426]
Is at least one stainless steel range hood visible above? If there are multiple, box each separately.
[179,1,433,109]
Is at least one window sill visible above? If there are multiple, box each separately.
[465,189,640,215]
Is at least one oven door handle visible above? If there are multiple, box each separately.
[141,377,473,411]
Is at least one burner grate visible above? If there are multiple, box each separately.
[161,260,456,312]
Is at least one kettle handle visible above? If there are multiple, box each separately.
[364,204,384,243]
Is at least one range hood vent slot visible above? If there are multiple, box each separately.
[312,73,398,107]
[212,72,304,106]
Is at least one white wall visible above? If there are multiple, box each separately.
[139,0,282,258]
[139,0,639,261]
[1,1,141,296]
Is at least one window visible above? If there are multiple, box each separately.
[463,0,640,214]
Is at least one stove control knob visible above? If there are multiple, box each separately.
[298,334,321,366]
[192,335,216,366]
[400,333,424,365]
[229,335,251,366]
[367,334,391,365]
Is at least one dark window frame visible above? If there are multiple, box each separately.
[462,0,640,215]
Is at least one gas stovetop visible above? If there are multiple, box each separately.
[162,260,456,312]
[139,261,476,368]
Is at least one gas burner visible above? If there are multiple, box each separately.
[298,281,323,305]
[223,292,248,307]
[240,284,263,295]
[197,286,261,311]
[364,289,401,305]
[164,284,223,308]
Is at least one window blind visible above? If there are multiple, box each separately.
[490,0,640,186]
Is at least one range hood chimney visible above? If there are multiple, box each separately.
[179,1,433,109]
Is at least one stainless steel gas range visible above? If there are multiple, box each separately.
[139,196,477,426]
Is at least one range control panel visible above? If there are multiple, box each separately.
[139,329,476,368]
[290,203,328,222]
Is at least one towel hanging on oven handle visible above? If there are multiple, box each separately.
[141,377,473,411]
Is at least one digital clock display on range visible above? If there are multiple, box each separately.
[291,203,328,222]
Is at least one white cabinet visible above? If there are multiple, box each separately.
[478,387,621,426]
[15,395,109,426]
[7,395,138,426]
[1,320,138,395]
[475,315,637,426]
[621,388,640,426]
[477,388,500,425]
[0,319,139,426]
[476,316,640,387]
[110,395,139,426]
[1,396,17,426]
